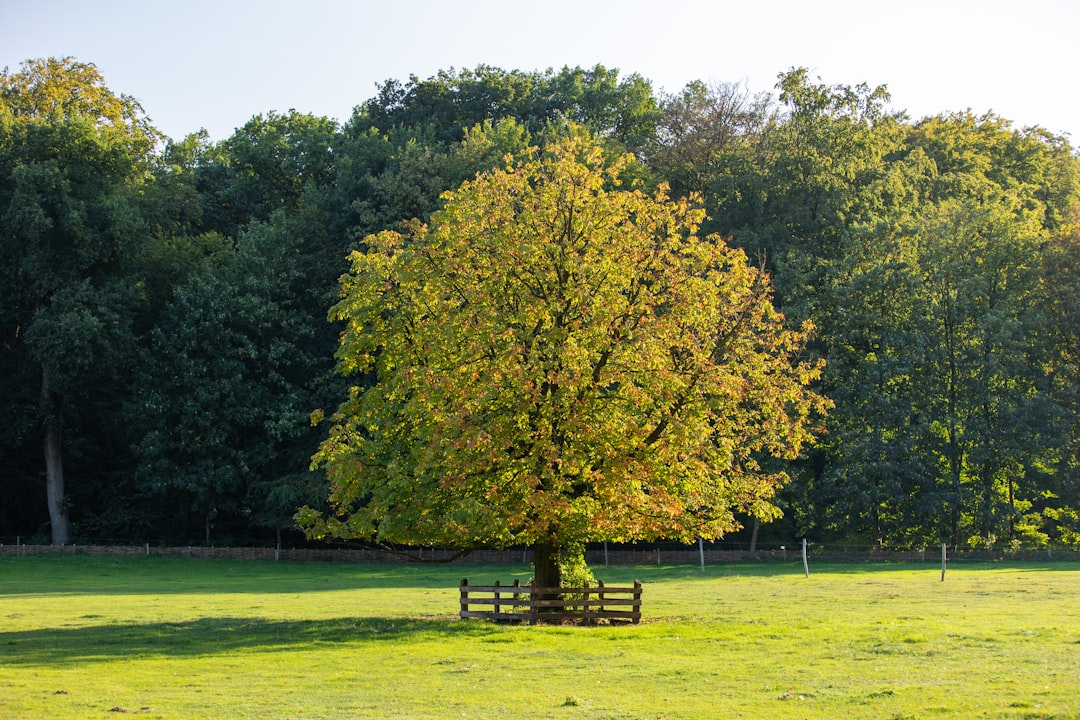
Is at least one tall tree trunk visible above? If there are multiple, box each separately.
[41,365,69,546]
[1007,474,1016,540]
[749,517,760,554]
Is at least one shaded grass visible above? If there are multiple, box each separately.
[1,556,1078,719]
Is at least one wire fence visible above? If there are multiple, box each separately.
[2,538,1077,564]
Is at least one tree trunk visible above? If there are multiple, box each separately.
[531,538,562,608]
[749,517,760,554]
[41,365,69,546]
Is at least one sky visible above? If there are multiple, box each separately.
[3,0,1078,144]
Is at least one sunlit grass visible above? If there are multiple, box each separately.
[1,556,1078,719]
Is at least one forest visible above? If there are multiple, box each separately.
[2,57,1079,551]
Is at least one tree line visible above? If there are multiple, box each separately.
[2,57,1078,550]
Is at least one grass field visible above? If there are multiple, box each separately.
[1,555,1077,719]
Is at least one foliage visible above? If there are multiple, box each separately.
[1038,220,1080,542]
[0,56,160,155]
[201,110,339,231]
[0,57,157,544]
[682,69,1080,548]
[650,79,774,229]
[301,133,827,585]
[556,545,597,589]
[357,64,660,150]
[2,55,1080,553]
[132,221,326,543]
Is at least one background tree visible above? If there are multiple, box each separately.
[300,134,827,586]
[1040,218,1080,543]
[356,65,659,152]
[802,112,1077,547]
[132,221,326,544]
[649,79,774,237]
[0,57,158,544]
[199,110,339,233]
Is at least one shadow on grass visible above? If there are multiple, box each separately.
[0,556,534,597]
[0,615,498,667]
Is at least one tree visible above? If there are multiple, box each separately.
[1040,219,1080,543]
[355,65,659,150]
[912,193,1056,547]
[300,135,827,587]
[0,57,158,544]
[810,221,937,546]
[200,110,338,233]
[650,79,774,226]
[807,110,1079,548]
[133,221,324,544]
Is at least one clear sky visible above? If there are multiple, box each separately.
[3,0,1077,144]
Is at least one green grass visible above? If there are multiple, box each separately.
[1,556,1078,719]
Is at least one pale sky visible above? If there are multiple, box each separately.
[3,0,1077,144]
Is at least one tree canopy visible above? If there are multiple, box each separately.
[0,57,158,545]
[299,135,827,585]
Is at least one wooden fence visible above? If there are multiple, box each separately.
[459,578,642,624]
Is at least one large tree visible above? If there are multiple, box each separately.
[301,134,827,586]
[357,64,659,150]
[132,221,325,544]
[1041,219,1080,543]
[0,58,158,544]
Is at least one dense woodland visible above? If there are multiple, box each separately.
[3,57,1079,551]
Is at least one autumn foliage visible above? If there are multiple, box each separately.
[300,136,828,583]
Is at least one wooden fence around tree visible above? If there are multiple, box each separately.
[459,578,642,624]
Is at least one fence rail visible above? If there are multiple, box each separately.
[459,578,642,624]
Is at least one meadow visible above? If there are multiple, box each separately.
[1,555,1077,719]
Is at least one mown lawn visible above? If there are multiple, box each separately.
[1,555,1077,719]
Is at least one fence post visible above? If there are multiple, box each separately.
[632,580,642,624]
[582,581,591,623]
[940,544,947,582]
[597,579,606,615]
[494,580,501,618]
[529,581,538,625]
[459,578,469,619]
